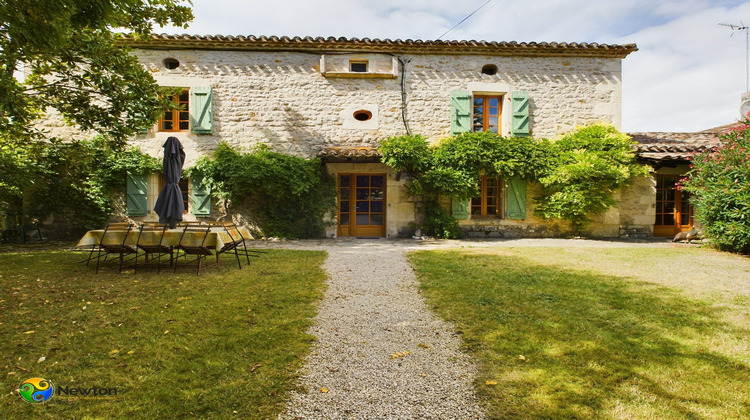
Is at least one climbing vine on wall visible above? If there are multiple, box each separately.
[0,135,160,238]
[187,142,336,238]
[379,124,647,237]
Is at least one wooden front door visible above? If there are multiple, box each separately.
[338,174,386,237]
[654,175,693,237]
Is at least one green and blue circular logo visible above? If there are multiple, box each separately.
[19,378,54,403]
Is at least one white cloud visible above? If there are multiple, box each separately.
[160,0,750,132]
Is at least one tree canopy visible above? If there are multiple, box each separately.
[0,0,193,147]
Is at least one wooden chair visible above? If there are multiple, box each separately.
[135,222,173,273]
[173,224,213,274]
[208,222,266,269]
[94,222,138,274]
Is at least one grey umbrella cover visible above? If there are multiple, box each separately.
[153,136,186,228]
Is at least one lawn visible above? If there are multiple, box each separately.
[410,247,750,419]
[0,248,327,419]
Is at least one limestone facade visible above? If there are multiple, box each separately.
[42,36,663,238]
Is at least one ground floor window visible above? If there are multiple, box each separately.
[471,175,503,217]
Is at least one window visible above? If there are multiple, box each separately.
[481,64,498,75]
[160,89,190,132]
[163,58,180,69]
[471,175,502,217]
[350,60,368,73]
[473,95,502,133]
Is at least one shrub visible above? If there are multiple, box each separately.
[534,124,649,231]
[0,136,159,238]
[682,120,750,253]
[187,143,336,238]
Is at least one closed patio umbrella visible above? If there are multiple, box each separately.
[154,136,186,228]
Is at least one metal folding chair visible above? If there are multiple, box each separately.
[208,222,266,269]
[135,222,174,273]
[93,222,138,274]
[173,224,213,274]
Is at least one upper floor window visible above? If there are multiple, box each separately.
[160,89,190,132]
[473,95,502,133]
[471,175,502,217]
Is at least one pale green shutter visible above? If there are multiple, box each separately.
[510,91,530,136]
[191,86,213,134]
[451,197,470,220]
[126,173,148,216]
[450,91,472,135]
[506,176,527,220]
[191,176,211,217]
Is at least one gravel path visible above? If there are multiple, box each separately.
[280,243,484,419]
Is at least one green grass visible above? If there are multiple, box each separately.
[410,247,750,419]
[0,249,327,419]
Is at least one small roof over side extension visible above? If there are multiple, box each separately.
[628,124,740,162]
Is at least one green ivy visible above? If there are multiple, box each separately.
[379,125,647,237]
[534,124,649,231]
[0,136,160,238]
[186,142,336,238]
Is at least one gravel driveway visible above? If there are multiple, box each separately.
[267,237,677,419]
[277,241,485,419]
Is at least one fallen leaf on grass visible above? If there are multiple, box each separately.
[163,330,169,334]
[485,380,498,386]
[320,388,329,393]
[250,363,262,372]
[391,351,411,359]
[22,330,35,334]
[109,350,119,355]
[37,357,46,363]
[127,350,135,355]
[518,355,527,362]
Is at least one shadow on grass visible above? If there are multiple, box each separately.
[412,251,750,419]
[0,250,326,419]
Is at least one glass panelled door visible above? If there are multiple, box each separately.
[338,174,386,237]
[654,175,693,237]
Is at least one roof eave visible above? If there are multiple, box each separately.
[119,34,638,58]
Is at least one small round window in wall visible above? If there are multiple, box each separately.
[163,58,180,69]
[353,110,373,122]
[481,64,498,75]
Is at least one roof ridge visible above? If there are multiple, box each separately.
[119,33,637,57]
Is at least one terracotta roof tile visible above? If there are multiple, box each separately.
[317,147,381,161]
[121,34,637,57]
[630,130,723,161]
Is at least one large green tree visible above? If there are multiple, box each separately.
[0,0,193,146]
[0,0,192,222]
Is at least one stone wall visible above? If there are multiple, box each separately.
[124,49,623,166]
[36,46,631,238]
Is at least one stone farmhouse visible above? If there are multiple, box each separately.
[67,34,710,239]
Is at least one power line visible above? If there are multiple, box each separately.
[436,0,495,41]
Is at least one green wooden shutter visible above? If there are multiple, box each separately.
[191,176,211,217]
[451,197,470,220]
[191,86,213,134]
[510,91,530,136]
[126,173,148,216]
[506,176,527,220]
[450,90,471,135]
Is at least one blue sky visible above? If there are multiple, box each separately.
[163,0,750,133]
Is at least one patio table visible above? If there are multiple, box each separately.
[76,226,253,253]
